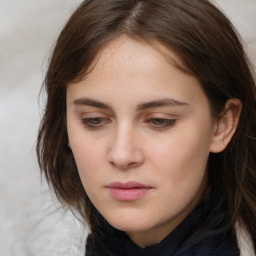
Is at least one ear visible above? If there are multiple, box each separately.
[210,98,242,153]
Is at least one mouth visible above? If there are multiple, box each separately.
[106,181,153,202]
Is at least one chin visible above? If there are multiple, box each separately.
[105,214,151,233]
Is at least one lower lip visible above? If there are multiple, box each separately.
[108,187,152,201]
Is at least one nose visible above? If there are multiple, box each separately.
[107,125,144,170]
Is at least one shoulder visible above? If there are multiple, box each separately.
[176,239,239,256]
[85,234,102,256]
[211,242,240,256]
[176,227,240,256]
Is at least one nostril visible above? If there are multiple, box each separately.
[127,161,138,168]
[109,159,143,170]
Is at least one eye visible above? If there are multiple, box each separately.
[145,118,176,129]
[81,117,110,129]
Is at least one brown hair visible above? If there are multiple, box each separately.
[37,0,256,240]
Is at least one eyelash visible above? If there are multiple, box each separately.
[81,117,110,130]
[145,118,177,129]
[80,117,177,130]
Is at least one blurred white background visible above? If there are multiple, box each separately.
[0,1,255,256]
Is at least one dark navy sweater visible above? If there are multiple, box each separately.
[85,187,241,255]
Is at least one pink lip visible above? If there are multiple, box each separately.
[106,181,152,202]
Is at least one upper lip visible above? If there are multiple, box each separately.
[107,181,152,189]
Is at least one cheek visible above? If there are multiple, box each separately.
[157,134,209,168]
[152,132,210,211]
[67,122,105,185]
[71,139,104,177]
[70,140,106,203]
[152,122,212,186]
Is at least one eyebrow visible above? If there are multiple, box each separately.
[73,98,110,109]
[72,97,189,110]
[136,98,189,111]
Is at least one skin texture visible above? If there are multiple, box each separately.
[66,36,241,248]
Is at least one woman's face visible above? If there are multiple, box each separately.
[67,36,217,247]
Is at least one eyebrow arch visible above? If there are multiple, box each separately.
[73,98,110,109]
[136,98,189,111]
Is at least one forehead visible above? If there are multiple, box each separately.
[67,36,209,109]
[86,36,186,79]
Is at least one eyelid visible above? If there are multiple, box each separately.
[80,111,110,118]
[144,112,178,119]
[145,117,177,124]
[79,112,112,130]
[143,112,178,129]
[80,117,111,130]
[144,117,177,130]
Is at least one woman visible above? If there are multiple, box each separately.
[37,0,256,255]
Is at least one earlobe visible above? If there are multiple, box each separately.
[210,98,242,153]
